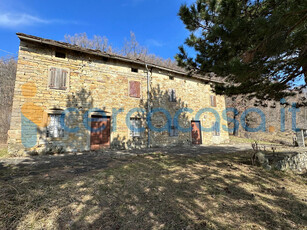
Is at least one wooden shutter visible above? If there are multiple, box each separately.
[169,89,176,102]
[61,70,67,89]
[49,68,56,88]
[49,68,68,90]
[212,121,215,135]
[130,118,135,136]
[172,89,176,102]
[212,121,220,136]
[213,96,217,107]
[129,81,136,97]
[135,119,141,136]
[129,81,140,98]
[54,68,61,89]
[135,81,140,98]
[210,95,217,107]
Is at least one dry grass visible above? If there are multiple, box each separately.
[229,136,279,145]
[0,147,8,158]
[0,151,306,229]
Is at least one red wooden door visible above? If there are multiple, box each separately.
[90,116,111,150]
[191,121,202,145]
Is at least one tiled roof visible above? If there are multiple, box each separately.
[16,33,223,84]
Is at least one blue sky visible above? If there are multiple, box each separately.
[0,0,194,60]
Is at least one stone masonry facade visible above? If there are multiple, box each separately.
[8,34,229,155]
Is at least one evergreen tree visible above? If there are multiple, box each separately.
[176,0,307,100]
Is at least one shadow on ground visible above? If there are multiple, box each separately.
[0,147,306,229]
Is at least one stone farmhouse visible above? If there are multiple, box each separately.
[8,33,229,155]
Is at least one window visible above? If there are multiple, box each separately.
[130,118,141,137]
[102,57,109,62]
[168,89,176,102]
[49,67,68,90]
[212,121,220,136]
[210,95,217,107]
[169,120,179,137]
[55,51,66,59]
[129,81,141,98]
[131,68,138,73]
[46,114,64,138]
[169,76,174,80]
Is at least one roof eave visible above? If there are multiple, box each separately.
[16,33,223,84]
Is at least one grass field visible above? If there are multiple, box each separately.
[0,151,306,229]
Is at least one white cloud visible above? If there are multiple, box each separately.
[146,39,164,47]
[0,13,49,27]
[0,12,80,28]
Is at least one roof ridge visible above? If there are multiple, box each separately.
[16,33,223,84]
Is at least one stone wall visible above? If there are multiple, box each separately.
[275,152,307,173]
[8,39,229,155]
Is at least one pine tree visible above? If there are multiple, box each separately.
[176,0,307,100]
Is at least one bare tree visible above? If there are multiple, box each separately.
[0,57,17,143]
[64,31,181,70]
[64,33,113,53]
[121,31,148,60]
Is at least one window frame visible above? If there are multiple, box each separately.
[46,113,65,139]
[130,117,142,137]
[210,95,217,107]
[55,51,66,59]
[129,80,141,98]
[131,67,139,73]
[48,66,70,91]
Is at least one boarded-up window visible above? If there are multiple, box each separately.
[210,95,217,107]
[49,67,68,90]
[168,89,176,102]
[212,121,220,136]
[129,81,141,98]
[46,114,64,138]
[130,118,141,137]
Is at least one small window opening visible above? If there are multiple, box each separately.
[131,68,138,73]
[169,120,179,137]
[168,89,176,102]
[130,117,142,137]
[169,76,174,80]
[102,57,109,62]
[55,51,66,59]
[46,114,65,138]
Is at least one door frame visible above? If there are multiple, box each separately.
[191,120,202,145]
[87,112,112,150]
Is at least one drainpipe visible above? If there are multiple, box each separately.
[145,64,151,148]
